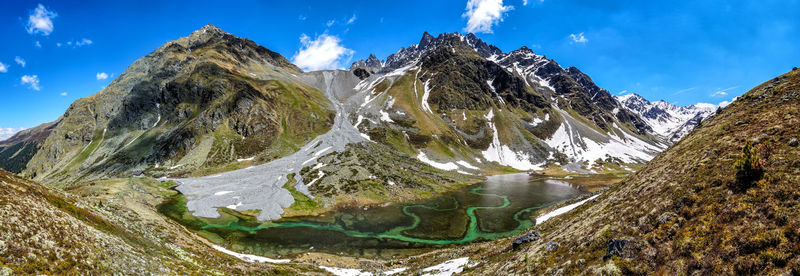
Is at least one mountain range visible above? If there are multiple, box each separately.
[0,26,718,183]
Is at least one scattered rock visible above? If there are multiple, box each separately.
[0,266,11,276]
[656,212,677,225]
[750,134,770,145]
[605,239,629,259]
[512,230,541,250]
[545,241,560,252]
[789,138,798,147]
[735,121,747,126]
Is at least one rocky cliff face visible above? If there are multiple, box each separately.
[23,25,334,184]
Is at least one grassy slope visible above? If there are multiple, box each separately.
[442,69,800,275]
[0,169,327,274]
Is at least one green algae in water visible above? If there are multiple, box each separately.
[158,173,584,258]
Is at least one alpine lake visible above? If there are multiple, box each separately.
[159,173,619,259]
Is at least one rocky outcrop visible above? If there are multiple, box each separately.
[512,230,541,250]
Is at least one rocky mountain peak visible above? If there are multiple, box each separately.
[419,31,436,49]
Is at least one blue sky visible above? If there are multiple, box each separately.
[1,0,798,137]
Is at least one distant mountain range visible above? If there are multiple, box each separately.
[615,93,718,143]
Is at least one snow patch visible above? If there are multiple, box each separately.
[236,157,255,162]
[307,170,325,186]
[422,257,469,276]
[421,79,433,113]
[536,194,600,225]
[214,191,233,196]
[481,109,543,170]
[385,267,408,275]
[416,152,460,171]
[379,110,394,122]
[211,244,290,264]
[456,160,479,170]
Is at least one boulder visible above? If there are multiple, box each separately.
[789,138,798,147]
[605,238,629,259]
[512,230,541,250]
[545,241,560,252]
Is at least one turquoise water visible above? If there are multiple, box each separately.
[161,173,585,258]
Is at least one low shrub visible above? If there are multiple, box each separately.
[728,141,764,192]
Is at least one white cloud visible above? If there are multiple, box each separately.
[346,14,357,24]
[0,127,26,141]
[292,34,354,71]
[711,86,738,97]
[617,90,629,95]
[672,86,697,95]
[326,20,336,27]
[60,92,67,96]
[21,75,40,91]
[96,72,109,80]
[59,38,93,48]
[15,56,26,67]
[570,32,588,44]
[298,15,307,21]
[35,41,42,48]
[76,38,92,46]
[0,62,7,73]
[463,0,513,34]
[26,4,57,36]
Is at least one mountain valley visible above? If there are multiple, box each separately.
[1,23,796,276]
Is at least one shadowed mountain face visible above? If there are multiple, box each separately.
[22,25,335,185]
[0,122,57,173]
[468,69,800,275]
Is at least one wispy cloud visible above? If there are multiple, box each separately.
[96,72,109,80]
[463,0,513,34]
[672,86,697,95]
[326,20,336,27]
[569,32,588,44]
[711,86,738,97]
[0,127,26,141]
[60,92,67,96]
[292,34,354,71]
[346,14,357,25]
[26,4,57,36]
[618,90,629,95]
[35,41,42,48]
[76,38,92,46]
[0,62,7,73]
[58,38,93,48]
[15,56,26,67]
[298,15,307,21]
[522,0,544,6]
[21,75,40,91]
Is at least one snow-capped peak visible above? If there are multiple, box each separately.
[615,93,718,143]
